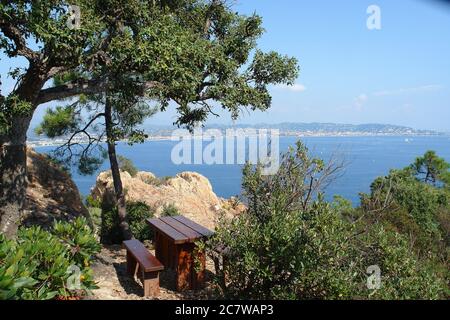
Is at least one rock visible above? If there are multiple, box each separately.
[136,172,156,183]
[90,170,245,230]
[21,148,90,228]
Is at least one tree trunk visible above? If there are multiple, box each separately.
[105,97,133,240]
[0,142,27,237]
[0,63,47,238]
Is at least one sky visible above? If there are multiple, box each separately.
[2,0,450,132]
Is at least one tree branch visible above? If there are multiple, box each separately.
[37,78,162,105]
[0,21,39,61]
[37,78,108,104]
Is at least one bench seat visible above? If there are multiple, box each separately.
[123,239,164,297]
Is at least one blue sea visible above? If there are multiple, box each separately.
[36,136,450,206]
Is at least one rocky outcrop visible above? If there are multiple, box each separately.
[90,170,245,230]
[22,148,90,228]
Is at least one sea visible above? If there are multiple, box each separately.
[35,136,450,206]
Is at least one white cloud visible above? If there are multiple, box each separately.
[276,83,307,92]
[353,93,368,110]
[373,84,443,96]
[349,84,443,112]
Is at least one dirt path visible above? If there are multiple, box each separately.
[89,245,218,300]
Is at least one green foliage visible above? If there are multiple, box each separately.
[0,95,32,135]
[32,0,299,174]
[204,142,448,299]
[0,0,104,133]
[360,155,450,260]
[0,0,103,62]
[85,194,102,209]
[77,152,106,175]
[88,207,102,236]
[142,175,171,186]
[52,217,102,267]
[161,203,180,217]
[0,235,37,300]
[240,140,341,218]
[34,105,79,138]
[332,195,355,220]
[205,185,360,298]
[356,150,450,297]
[0,217,100,300]
[356,225,445,299]
[203,142,352,299]
[410,150,450,187]
[100,202,155,244]
[118,155,138,177]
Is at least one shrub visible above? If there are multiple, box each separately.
[85,194,102,209]
[354,225,446,299]
[141,175,171,186]
[360,166,450,260]
[0,217,100,300]
[88,207,102,236]
[204,197,364,299]
[141,175,162,186]
[100,202,155,244]
[118,155,138,177]
[161,203,180,217]
[202,142,447,299]
[52,217,102,266]
[202,142,357,299]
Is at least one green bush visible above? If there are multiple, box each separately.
[360,163,450,261]
[85,194,102,209]
[100,202,155,244]
[204,199,361,299]
[161,203,180,217]
[88,207,102,235]
[118,155,138,177]
[355,225,445,299]
[52,217,102,267]
[0,217,100,300]
[355,153,450,297]
[141,175,171,186]
[202,142,447,299]
[202,143,359,299]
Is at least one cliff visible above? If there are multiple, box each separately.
[22,148,90,228]
[90,170,245,229]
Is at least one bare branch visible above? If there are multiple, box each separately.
[37,78,108,104]
[37,78,162,105]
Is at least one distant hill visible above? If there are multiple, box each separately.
[140,122,441,136]
[28,122,444,146]
[203,122,441,135]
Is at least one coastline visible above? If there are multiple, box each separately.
[28,132,449,148]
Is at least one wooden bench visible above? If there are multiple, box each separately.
[123,239,164,297]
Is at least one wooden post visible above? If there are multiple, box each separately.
[192,248,206,290]
[142,270,160,297]
[154,231,162,262]
[175,243,207,291]
[176,243,194,291]
[126,251,138,276]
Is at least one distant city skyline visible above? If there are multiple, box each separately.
[2,0,449,132]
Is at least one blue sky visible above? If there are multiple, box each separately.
[2,0,450,132]
[224,0,450,131]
